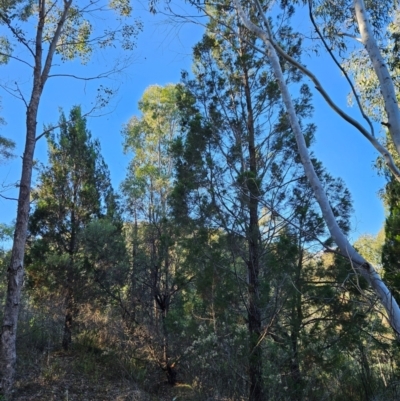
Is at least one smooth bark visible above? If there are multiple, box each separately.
[257,23,400,182]
[231,0,400,181]
[234,0,400,336]
[353,0,400,156]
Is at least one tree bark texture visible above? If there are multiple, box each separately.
[242,56,265,400]
[0,0,72,394]
[0,102,38,395]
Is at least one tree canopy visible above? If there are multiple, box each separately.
[1,1,400,400]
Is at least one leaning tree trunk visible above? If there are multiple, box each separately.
[235,0,400,336]
[353,0,400,156]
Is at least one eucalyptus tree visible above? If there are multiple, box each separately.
[123,84,179,221]
[122,84,185,385]
[0,0,140,393]
[343,10,400,307]
[229,0,400,336]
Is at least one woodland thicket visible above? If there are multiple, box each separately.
[1,1,400,400]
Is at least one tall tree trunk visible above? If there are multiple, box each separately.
[161,306,177,385]
[243,60,264,401]
[0,101,39,395]
[353,0,400,156]
[0,1,72,393]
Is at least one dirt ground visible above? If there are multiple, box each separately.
[11,350,195,401]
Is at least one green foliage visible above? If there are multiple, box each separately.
[166,3,385,399]
[26,105,125,347]
[382,177,400,303]
[0,100,15,163]
[0,0,142,65]
[122,84,180,220]
[355,229,385,269]
[13,3,400,400]
[0,223,13,306]
[0,136,15,162]
[122,84,195,385]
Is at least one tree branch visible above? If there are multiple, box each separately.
[248,0,400,181]
[234,0,400,336]
[36,105,96,142]
[41,0,73,86]
[308,0,375,138]
[354,0,400,156]
[0,53,34,69]
[0,194,18,201]
[0,13,35,58]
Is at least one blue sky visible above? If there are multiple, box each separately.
[0,1,386,241]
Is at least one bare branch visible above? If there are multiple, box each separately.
[337,32,363,42]
[36,105,97,142]
[0,82,26,103]
[0,53,34,69]
[308,0,375,138]
[0,194,18,201]
[14,83,28,108]
[0,13,35,58]
[48,66,125,80]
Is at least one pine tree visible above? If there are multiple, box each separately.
[170,4,365,397]
[170,4,313,396]
[26,105,121,350]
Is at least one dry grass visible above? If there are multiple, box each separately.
[12,348,198,401]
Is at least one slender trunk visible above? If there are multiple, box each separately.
[62,287,74,351]
[242,59,264,400]
[0,2,45,389]
[289,248,304,401]
[161,306,176,385]
[160,239,176,385]
[0,104,38,395]
[0,1,72,393]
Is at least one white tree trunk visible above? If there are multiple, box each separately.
[234,0,400,335]
[353,0,400,156]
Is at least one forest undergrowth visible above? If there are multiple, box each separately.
[10,301,197,401]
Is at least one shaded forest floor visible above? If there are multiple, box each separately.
[12,349,195,401]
